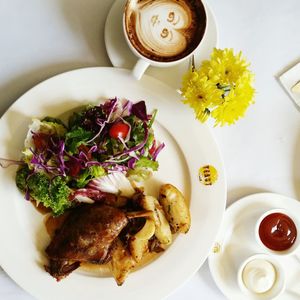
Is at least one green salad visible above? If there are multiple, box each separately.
[13,98,164,215]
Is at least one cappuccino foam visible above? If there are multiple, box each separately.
[125,0,206,62]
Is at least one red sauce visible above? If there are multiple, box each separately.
[259,212,297,251]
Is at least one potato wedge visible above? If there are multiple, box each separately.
[129,238,148,263]
[159,184,191,234]
[110,239,136,286]
[149,236,166,253]
[140,195,172,245]
[129,219,155,262]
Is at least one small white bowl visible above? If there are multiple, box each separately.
[255,208,300,256]
[237,254,286,299]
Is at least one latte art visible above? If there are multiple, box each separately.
[136,1,191,57]
[125,0,206,62]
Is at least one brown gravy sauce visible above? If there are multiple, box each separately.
[79,251,159,275]
[31,200,51,215]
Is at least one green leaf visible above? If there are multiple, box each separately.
[26,172,72,216]
[127,168,153,182]
[27,118,67,139]
[16,165,30,191]
[148,109,157,128]
[41,117,67,128]
[41,120,66,137]
[48,176,72,215]
[68,111,84,129]
[125,116,145,146]
[127,157,159,182]
[76,165,106,188]
[65,127,93,154]
[134,157,159,171]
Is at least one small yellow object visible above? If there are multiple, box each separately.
[212,242,221,253]
[199,165,218,185]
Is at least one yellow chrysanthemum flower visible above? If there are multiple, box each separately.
[181,48,255,126]
[182,70,223,122]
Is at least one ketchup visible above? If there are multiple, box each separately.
[259,213,297,251]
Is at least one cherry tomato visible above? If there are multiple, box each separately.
[109,122,130,139]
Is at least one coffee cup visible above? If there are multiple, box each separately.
[123,0,207,80]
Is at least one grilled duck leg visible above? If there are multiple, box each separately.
[45,204,128,281]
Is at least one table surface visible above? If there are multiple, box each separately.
[0,0,299,299]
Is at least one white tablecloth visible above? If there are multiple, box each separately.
[0,0,299,299]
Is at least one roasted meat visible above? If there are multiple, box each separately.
[45,204,128,281]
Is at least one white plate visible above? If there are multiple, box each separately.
[208,193,300,300]
[104,0,218,89]
[0,67,226,300]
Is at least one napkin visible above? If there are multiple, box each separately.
[279,62,300,107]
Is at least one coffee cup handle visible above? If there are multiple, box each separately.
[132,59,150,80]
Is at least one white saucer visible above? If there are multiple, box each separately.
[104,0,218,89]
[208,193,300,300]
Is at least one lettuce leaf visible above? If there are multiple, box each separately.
[41,117,66,128]
[22,118,67,166]
[127,157,159,182]
[134,157,158,170]
[76,165,106,188]
[65,127,93,154]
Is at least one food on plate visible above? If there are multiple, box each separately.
[110,238,136,286]
[45,204,128,280]
[45,185,190,285]
[159,184,191,233]
[129,219,156,263]
[0,97,191,286]
[139,195,172,245]
[16,167,72,215]
[14,98,164,215]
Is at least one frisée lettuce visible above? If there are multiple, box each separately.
[16,166,72,215]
